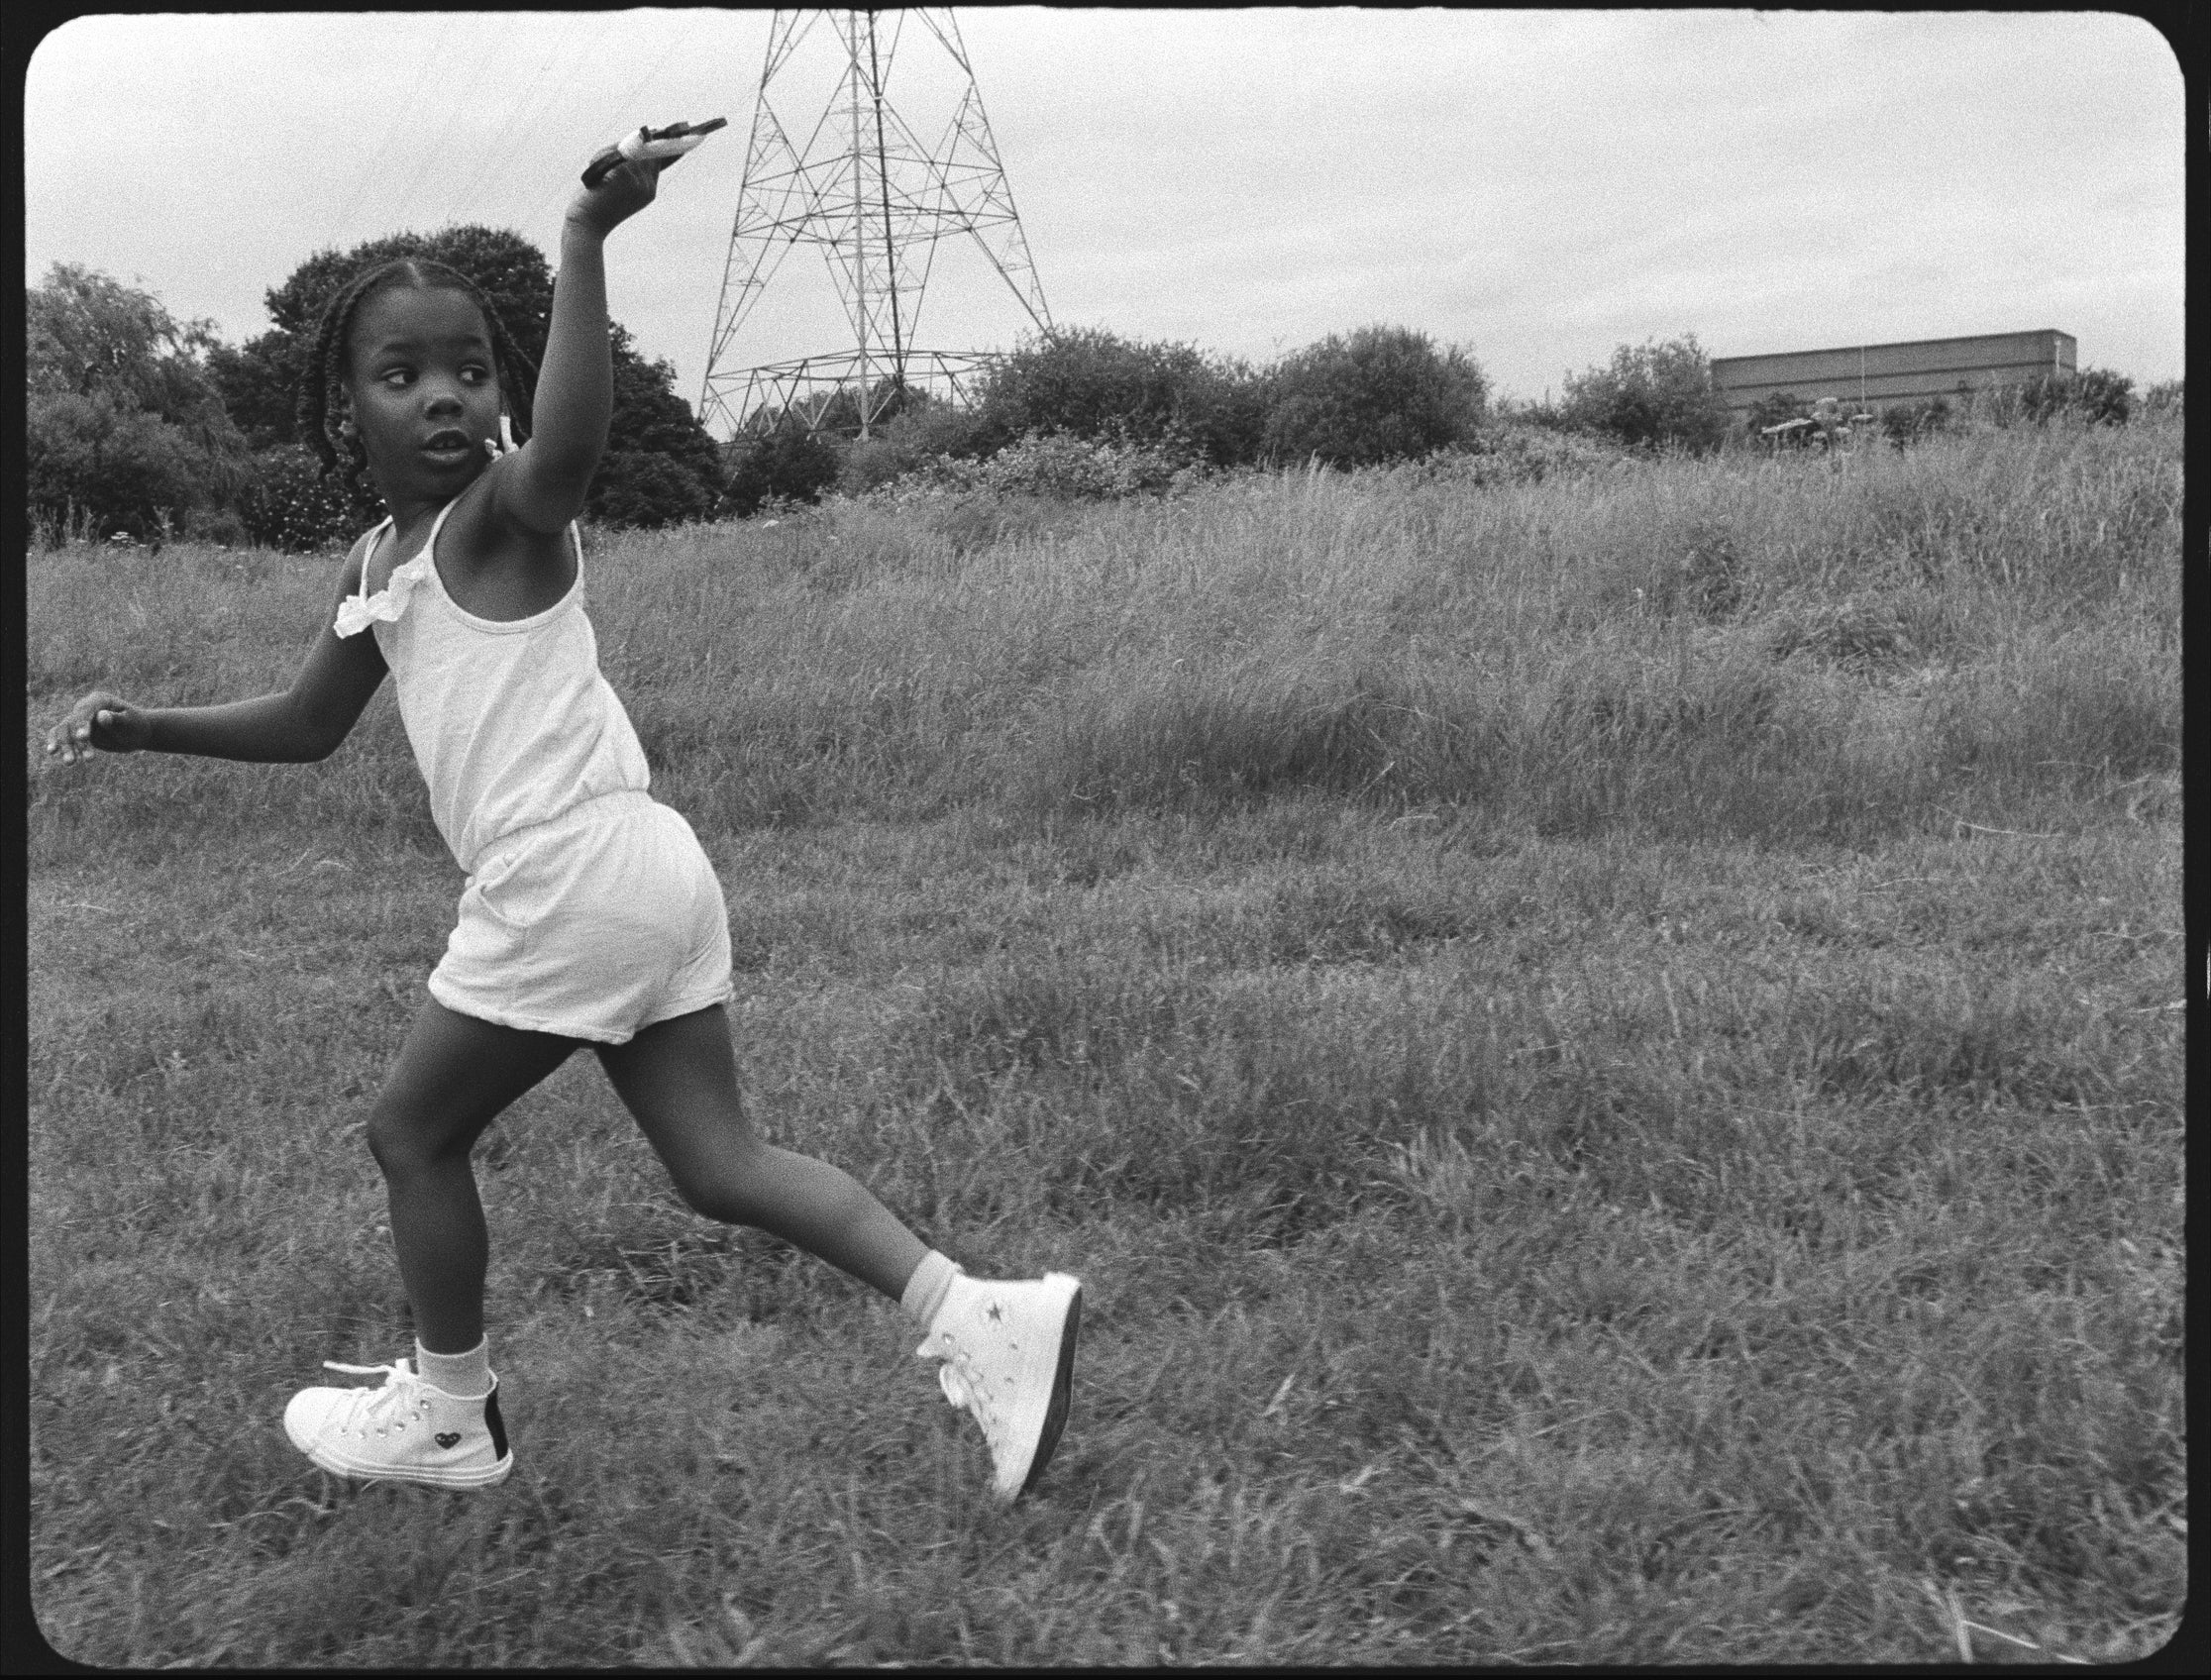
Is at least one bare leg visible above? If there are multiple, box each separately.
[366,999,579,1352]
[594,1004,927,1301]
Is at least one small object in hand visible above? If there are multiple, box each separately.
[581,118,726,188]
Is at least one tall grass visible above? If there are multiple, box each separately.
[25,411,2182,1664]
[30,410,2177,852]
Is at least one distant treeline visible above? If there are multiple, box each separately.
[26,230,2176,551]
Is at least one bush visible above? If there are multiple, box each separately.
[2060,367,2135,426]
[1395,421,1625,488]
[186,507,252,548]
[973,327,1266,467]
[1497,395,1577,433]
[588,452,719,529]
[1745,391,1809,434]
[1966,368,2137,431]
[1880,396,1952,449]
[27,391,223,543]
[1559,333,1733,453]
[722,429,842,518]
[2141,378,2181,418]
[235,446,385,553]
[1261,325,1488,469]
[830,395,994,497]
[890,429,1196,501]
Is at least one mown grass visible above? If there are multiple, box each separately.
[25,414,2183,1664]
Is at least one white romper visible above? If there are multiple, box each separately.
[337,495,733,1041]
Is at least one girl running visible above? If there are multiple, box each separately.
[44,140,1080,1504]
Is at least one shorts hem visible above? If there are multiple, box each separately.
[632,988,738,1034]
[425,980,635,1045]
[427,979,736,1047]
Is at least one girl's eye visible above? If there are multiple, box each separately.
[380,369,413,388]
[463,367,491,385]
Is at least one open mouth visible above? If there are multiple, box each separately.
[421,430,474,461]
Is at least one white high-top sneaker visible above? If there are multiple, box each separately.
[283,1357,513,1489]
[915,1272,1082,1503]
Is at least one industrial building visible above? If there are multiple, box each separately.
[1709,330,2076,417]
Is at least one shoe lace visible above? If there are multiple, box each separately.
[917,1326,1001,1436]
[321,1357,432,1436]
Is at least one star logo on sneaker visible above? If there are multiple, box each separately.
[435,1431,462,1448]
[987,1302,1004,1321]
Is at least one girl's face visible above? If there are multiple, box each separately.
[343,285,503,498]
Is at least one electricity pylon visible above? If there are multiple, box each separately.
[698,8,1052,441]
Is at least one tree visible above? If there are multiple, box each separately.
[1560,333,1733,453]
[28,262,242,455]
[262,224,557,350]
[1261,325,1488,469]
[584,324,726,527]
[202,336,303,451]
[213,225,724,530]
[25,263,246,539]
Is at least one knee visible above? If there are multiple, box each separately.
[365,1102,460,1180]
[668,1135,780,1225]
[670,1163,756,1225]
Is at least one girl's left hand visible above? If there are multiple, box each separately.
[568,157,660,236]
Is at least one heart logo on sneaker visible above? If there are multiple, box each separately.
[435,1431,462,1449]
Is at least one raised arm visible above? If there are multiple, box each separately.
[45,544,390,768]
[492,159,663,535]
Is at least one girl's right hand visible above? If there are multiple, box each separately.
[45,691,151,766]
[567,156,662,238]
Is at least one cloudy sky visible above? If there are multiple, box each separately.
[23,9,2186,430]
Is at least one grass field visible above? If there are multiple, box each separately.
[25,414,2184,1664]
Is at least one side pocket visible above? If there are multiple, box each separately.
[470,846,535,932]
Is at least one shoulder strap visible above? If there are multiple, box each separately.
[420,494,464,560]
[356,517,394,597]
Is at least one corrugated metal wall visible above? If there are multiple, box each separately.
[1709,330,2076,414]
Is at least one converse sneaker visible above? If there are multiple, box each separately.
[915,1272,1081,1503]
[283,1357,513,1489]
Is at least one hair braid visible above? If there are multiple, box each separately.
[294,256,539,490]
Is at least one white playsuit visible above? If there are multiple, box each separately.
[337,495,733,1042]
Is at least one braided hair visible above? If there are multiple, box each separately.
[295,258,539,492]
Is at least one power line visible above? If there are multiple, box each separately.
[433,17,584,227]
[382,17,534,232]
[511,12,712,234]
[328,12,459,243]
[438,11,622,232]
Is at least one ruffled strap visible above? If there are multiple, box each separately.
[333,500,458,638]
[334,552,434,637]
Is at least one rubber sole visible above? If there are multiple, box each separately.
[285,1413,513,1490]
[300,1441,514,1489]
[1019,1278,1082,1499]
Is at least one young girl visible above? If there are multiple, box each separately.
[44,144,1080,1505]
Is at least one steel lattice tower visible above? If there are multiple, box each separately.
[698,8,1051,441]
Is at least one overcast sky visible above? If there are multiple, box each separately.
[23,9,2186,429]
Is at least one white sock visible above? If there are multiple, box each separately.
[415,1337,492,1399]
[900,1250,962,1331]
